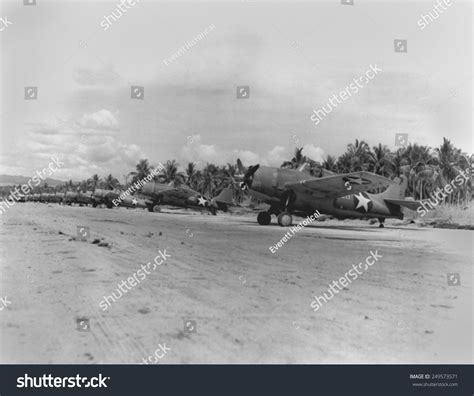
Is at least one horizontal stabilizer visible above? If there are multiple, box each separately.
[384,199,422,211]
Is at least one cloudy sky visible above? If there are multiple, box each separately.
[0,0,472,182]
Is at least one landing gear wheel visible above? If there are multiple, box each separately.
[92,203,98,208]
[106,202,113,209]
[277,212,293,227]
[257,211,271,225]
[210,207,217,216]
[153,205,161,212]
[378,218,385,228]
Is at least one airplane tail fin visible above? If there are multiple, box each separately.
[377,176,423,211]
[376,176,407,199]
[210,188,234,213]
[214,188,233,204]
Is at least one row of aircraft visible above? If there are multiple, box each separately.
[21,185,234,214]
[20,159,422,228]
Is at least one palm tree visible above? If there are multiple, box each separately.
[346,139,371,171]
[281,147,306,169]
[185,162,198,189]
[370,144,394,177]
[435,138,459,190]
[104,174,120,190]
[78,180,88,192]
[391,148,409,178]
[199,163,219,196]
[160,160,185,186]
[322,155,337,172]
[403,144,437,199]
[336,152,353,173]
[129,159,151,185]
[88,174,100,191]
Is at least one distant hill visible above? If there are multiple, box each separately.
[0,175,67,187]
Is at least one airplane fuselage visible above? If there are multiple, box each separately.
[247,166,402,220]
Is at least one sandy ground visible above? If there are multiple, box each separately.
[0,203,472,364]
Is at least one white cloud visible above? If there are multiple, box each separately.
[4,110,146,181]
[265,146,289,166]
[179,136,312,170]
[233,150,261,166]
[302,144,325,163]
[78,109,119,131]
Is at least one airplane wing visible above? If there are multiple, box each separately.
[156,185,195,199]
[283,171,394,199]
[143,183,210,202]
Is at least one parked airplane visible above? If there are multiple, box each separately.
[237,160,422,227]
[139,181,234,215]
[90,188,120,208]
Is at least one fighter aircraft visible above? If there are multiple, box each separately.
[237,160,422,228]
[90,188,120,208]
[139,181,234,215]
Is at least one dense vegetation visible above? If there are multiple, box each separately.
[5,138,472,206]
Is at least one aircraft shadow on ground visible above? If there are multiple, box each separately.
[235,219,428,234]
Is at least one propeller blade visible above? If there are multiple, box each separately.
[236,158,244,174]
[240,164,259,190]
[245,164,260,179]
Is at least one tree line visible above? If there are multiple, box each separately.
[14,137,473,206]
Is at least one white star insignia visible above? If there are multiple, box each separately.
[132,198,138,205]
[355,193,371,212]
[197,196,207,206]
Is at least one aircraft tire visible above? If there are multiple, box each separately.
[257,211,271,225]
[277,212,292,227]
[153,205,161,212]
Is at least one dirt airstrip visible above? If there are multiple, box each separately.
[0,203,472,364]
